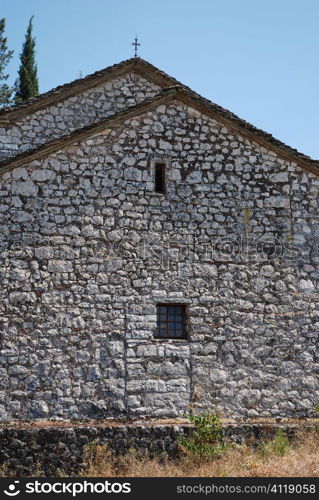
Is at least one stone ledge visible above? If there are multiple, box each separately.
[0,416,318,430]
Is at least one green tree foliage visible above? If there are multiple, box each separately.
[15,16,39,102]
[0,18,14,107]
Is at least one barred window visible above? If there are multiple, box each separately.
[155,304,186,339]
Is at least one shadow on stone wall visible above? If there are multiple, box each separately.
[0,422,318,477]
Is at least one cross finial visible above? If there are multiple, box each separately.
[132,36,141,57]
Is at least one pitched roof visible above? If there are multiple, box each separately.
[1,85,319,177]
[0,58,183,124]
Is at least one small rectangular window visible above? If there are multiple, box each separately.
[154,163,166,194]
[155,304,186,339]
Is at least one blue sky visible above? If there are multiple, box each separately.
[2,0,319,158]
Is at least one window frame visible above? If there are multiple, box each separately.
[154,303,187,340]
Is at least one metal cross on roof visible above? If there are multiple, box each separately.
[132,36,141,57]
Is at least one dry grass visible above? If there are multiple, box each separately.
[80,431,319,477]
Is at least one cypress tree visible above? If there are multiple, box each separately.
[0,18,14,107]
[15,16,39,102]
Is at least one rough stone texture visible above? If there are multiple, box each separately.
[0,84,318,421]
[0,422,316,476]
[0,73,160,159]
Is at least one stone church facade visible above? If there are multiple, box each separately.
[0,58,318,421]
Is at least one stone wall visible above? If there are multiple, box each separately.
[0,100,318,421]
[0,73,160,159]
[0,422,314,476]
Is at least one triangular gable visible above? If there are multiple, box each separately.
[1,86,318,177]
[0,58,182,124]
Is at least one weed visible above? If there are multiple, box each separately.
[259,429,290,458]
[81,441,113,476]
[178,412,226,459]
